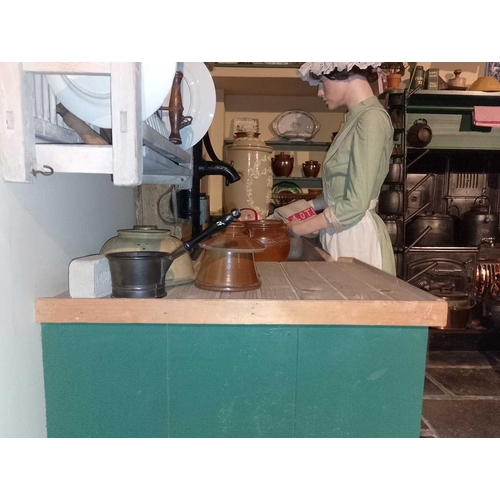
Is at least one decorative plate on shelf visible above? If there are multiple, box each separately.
[273,181,303,195]
[271,181,303,205]
[162,62,216,150]
[46,62,176,128]
[271,109,321,141]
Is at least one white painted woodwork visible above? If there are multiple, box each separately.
[2,62,191,186]
[142,147,192,188]
[35,145,112,174]
[23,62,111,75]
[110,63,143,186]
[142,123,191,164]
[0,63,36,183]
[35,259,448,326]
[34,118,80,144]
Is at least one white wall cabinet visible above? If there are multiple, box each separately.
[0,62,193,188]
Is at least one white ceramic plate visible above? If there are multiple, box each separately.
[272,109,321,141]
[162,62,216,150]
[46,62,176,128]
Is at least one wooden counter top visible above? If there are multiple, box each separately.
[36,257,448,327]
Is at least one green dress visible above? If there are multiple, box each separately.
[318,95,396,275]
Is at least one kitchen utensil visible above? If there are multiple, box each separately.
[447,69,468,91]
[382,216,404,248]
[302,160,321,178]
[271,110,320,141]
[406,212,455,247]
[224,124,273,220]
[271,153,294,177]
[239,207,259,221]
[378,189,404,215]
[164,71,193,145]
[46,62,176,128]
[162,62,216,150]
[460,194,499,246]
[407,118,433,147]
[432,292,474,330]
[101,225,196,287]
[384,162,404,184]
[245,220,291,261]
[56,103,109,145]
[163,62,216,151]
[106,210,240,298]
[195,221,265,292]
[410,66,425,90]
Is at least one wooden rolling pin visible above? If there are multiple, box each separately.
[56,103,109,145]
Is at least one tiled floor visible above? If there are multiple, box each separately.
[420,350,500,438]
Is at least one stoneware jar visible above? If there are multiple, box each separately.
[271,152,294,177]
[224,121,274,220]
[302,160,321,178]
[100,225,196,286]
[244,220,291,261]
[195,221,265,292]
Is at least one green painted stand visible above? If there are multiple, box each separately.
[41,323,428,438]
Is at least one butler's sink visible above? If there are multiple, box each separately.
[287,236,326,261]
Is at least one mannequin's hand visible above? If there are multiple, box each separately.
[287,219,315,237]
[286,213,329,237]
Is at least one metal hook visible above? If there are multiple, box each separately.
[32,165,54,177]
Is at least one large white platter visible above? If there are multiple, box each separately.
[46,62,176,128]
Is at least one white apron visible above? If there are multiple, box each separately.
[319,199,382,270]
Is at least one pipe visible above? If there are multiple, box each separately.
[197,159,241,186]
[179,132,241,237]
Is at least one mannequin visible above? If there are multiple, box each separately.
[286,62,396,275]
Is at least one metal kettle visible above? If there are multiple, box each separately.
[460,192,498,246]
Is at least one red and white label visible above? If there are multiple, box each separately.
[287,207,316,222]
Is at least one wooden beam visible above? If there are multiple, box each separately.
[0,62,36,183]
[35,144,112,174]
[142,123,191,164]
[23,62,111,75]
[35,261,448,327]
[110,62,143,186]
[35,297,448,326]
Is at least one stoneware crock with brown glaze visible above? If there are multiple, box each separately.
[195,221,265,292]
[244,220,291,261]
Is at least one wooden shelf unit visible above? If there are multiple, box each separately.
[211,66,317,97]
[0,62,192,188]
